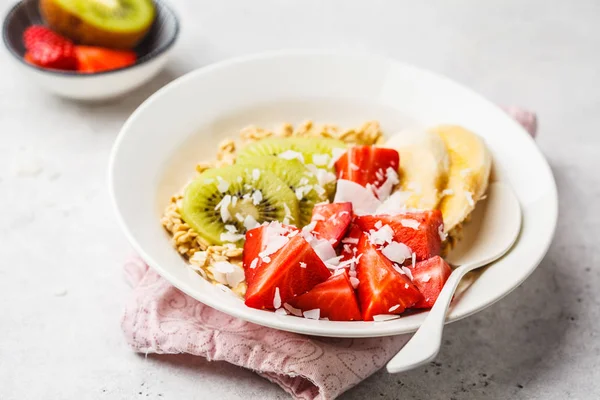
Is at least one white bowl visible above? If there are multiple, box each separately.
[2,0,179,101]
[109,51,558,338]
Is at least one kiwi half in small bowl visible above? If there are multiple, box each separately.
[2,0,179,100]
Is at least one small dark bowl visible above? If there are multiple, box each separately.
[2,0,179,99]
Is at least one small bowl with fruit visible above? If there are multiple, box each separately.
[2,0,179,100]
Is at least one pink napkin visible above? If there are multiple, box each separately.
[121,108,537,400]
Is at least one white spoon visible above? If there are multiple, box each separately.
[386,182,522,374]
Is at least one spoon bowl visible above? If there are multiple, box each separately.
[386,182,522,373]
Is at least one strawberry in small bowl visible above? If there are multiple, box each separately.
[2,0,179,100]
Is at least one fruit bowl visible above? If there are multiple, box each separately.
[109,51,558,337]
[2,0,179,100]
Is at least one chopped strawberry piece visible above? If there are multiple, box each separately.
[340,223,362,262]
[245,235,331,310]
[334,146,399,190]
[356,234,423,321]
[355,210,444,261]
[242,225,266,285]
[310,202,353,247]
[288,270,362,321]
[410,256,452,308]
[75,46,137,73]
[22,25,76,70]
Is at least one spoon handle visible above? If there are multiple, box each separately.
[386,263,475,373]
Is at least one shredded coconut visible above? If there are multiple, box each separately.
[273,287,282,309]
[303,309,321,320]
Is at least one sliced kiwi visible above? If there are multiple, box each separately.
[287,137,347,166]
[235,138,297,165]
[237,156,328,227]
[40,0,155,49]
[180,165,300,246]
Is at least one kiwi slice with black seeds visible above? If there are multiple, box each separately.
[180,165,299,247]
[237,156,328,227]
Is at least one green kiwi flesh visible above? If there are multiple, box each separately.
[180,165,300,246]
[236,156,328,227]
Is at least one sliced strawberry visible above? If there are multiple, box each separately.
[245,235,331,310]
[356,234,423,321]
[22,25,76,70]
[242,225,266,285]
[287,270,362,321]
[355,210,444,261]
[410,256,452,309]
[310,202,353,247]
[334,146,399,190]
[340,223,362,262]
[75,46,137,73]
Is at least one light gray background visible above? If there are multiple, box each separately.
[1,0,598,399]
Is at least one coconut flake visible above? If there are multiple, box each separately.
[465,191,475,206]
[333,268,346,276]
[310,239,337,262]
[374,220,383,229]
[220,231,245,243]
[274,308,288,316]
[438,224,448,241]
[288,229,299,238]
[381,241,412,263]
[313,184,327,196]
[329,148,348,168]
[349,163,360,171]
[316,169,337,187]
[224,224,237,233]
[334,179,382,215]
[341,237,359,245]
[216,195,232,223]
[349,277,360,289]
[412,252,416,268]
[235,213,245,222]
[259,234,289,259]
[325,255,343,266]
[375,190,411,215]
[252,168,261,181]
[401,266,414,281]
[250,258,259,269]
[312,154,330,166]
[278,150,305,163]
[299,177,310,186]
[303,309,321,320]
[299,262,307,269]
[252,190,263,205]
[302,221,317,233]
[375,167,400,200]
[372,314,400,322]
[273,287,282,309]
[243,215,260,230]
[283,303,303,316]
[216,177,230,193]
[400,219,420,230]
[312,213,326,221]
[368,225,394,245]
[388,304,401,312]
[421,274,431,283]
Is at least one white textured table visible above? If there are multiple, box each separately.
[2,1,599,399]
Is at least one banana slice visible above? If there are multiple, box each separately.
[430,125,492,233]
[384,129,450,210]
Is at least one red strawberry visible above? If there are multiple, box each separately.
[242,223,299,286]
[242,225,266,285]
[355,210,444,261]
[75,46,137,73]
[410,256,452,308]
[245,235,331,310]
[287,270,362,321]
[356,234,423,321]
[310,202,353,247]
[22,25,77,70]
[334,146,399,190]
[340,223,362,262]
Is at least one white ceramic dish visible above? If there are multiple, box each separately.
[109,51,558,338]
